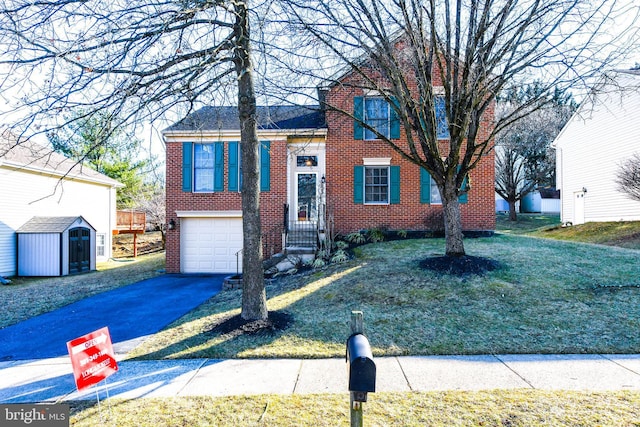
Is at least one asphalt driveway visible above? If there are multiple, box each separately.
[0,274,224,361]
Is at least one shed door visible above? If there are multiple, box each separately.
[69,227,91,274]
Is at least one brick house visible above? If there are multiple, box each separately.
[164,73,495,274]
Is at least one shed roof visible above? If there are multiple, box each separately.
[0,130,123,188]
[17,216,94,233]
[164,105,326,132]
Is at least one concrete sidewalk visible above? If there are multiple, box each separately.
[2,354,640,403]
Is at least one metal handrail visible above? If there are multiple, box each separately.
[235,248,243,276]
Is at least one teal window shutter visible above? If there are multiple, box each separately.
[420,167,431,204]
[228,141,239,192]
[390,97,400,139]
[214,142,224,192]
[260,141,270,191]
[353,165,364,204]
[353,96,364,140]
[182,142,193,192]
[390,166,400,204]
[458,166,469,204]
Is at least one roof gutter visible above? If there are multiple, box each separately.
[1,160,125,188]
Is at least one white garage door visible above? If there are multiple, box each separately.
[181,217,243,273]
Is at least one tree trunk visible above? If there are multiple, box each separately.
[508,199,518,221]
[234,1,268,321]
[441,181,465,257]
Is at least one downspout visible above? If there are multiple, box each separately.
[60,232,64,276]
[558,147,564,223]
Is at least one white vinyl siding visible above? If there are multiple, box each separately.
[0,166,116,276]
[555,72,640,224]
[18,233,61,276]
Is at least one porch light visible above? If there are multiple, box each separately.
[168,219,176,230]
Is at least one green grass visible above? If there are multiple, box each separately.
[69,391,640,426]
[496,213,561,234]
[531,221,640,250]
[0,252,165,328]
[129,235,640,360]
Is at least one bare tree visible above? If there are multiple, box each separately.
[495,85,576,221]
[274,0,638,256]
[0,0,267,320]
[616,153,640,202]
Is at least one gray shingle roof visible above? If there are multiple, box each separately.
[0,130,123,187]
[165,105,326,132]
[17,216,93,233]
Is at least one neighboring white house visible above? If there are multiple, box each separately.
[553,69,640,225]
[0,130,123,277]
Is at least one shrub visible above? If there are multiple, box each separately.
[346,232,366,244]
[330,249,349,263]
[367,228,385,243]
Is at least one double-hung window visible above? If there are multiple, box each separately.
[354,162,400,205]
[96,233,106,257]
[429,176,442,204]
[194,143,216,192]
[435,95,449,139]
[364,97,390,140]
[364,166,389,204]
[354,96,400,140]
[420,167,468,204]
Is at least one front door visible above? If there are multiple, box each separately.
[69,227,90,274]
[289,145,326,227]
[296,173,318,221]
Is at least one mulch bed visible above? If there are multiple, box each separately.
[206,310,294,337]
[419,255,502,276]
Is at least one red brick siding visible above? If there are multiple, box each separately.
[324,73,495,235]
[165,139,287,273]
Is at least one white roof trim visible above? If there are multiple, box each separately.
[0,160,124,188]
[176,210,243,218]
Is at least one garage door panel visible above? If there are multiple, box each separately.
[181,217,243,273]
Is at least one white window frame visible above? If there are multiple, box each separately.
[364,166,390,205]
[193,143,216,193]
[430,176,443,204]
[96,233,106,257]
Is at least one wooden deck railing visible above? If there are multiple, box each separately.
[115,210,146,232]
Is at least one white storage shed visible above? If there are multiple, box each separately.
[16,216,96,276]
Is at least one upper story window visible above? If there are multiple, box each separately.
[364,97,390,140]
[194,143,218,192]
[354,96,400,140]
[435,95,449,140]
[182,141,269,193]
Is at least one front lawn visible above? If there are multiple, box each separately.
[532,220,640,250]
[69,391,640,427]
[496,212,561,234]
[0,252,165,329]
[129,235,640,359]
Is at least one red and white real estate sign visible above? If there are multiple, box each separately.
[67,327,118,391]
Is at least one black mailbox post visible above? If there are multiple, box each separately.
[346,333,376,402]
